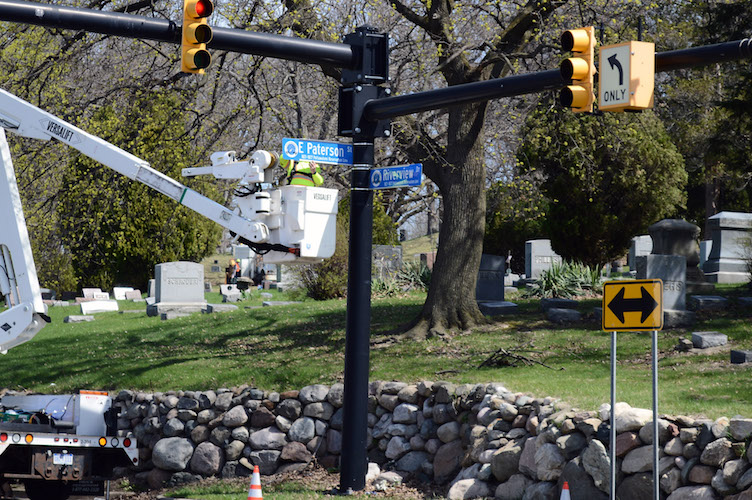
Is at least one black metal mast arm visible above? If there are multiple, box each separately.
[0,0,356,68]
[656,38,751,73]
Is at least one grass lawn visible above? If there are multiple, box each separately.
[2,285,752,420]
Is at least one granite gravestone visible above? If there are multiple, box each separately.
[648,218,713,294]
[373,245,402,281]
[704,211,752,283]
[476,254,518,315]
[525,239,562,279]
[113,287,134,300]
[628,235,652,271]
[146,261,206,316]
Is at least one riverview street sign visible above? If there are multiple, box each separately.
[369,163,422,190]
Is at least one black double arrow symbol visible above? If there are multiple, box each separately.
[607,286,658,324]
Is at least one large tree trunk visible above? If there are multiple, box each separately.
[405,103,489,339]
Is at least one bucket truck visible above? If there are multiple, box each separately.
[0,87,338,499]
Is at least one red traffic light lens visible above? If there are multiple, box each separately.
[194,0,213,17]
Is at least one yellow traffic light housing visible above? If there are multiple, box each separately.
[560,26,596,113]
[181,0,213,74]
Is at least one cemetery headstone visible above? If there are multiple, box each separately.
[636,253,694,327]
[525,239,562,279]
[80,300,119,314]
[147,279,156,298]
[476,254,518,316]
[92,292,110,301]
[40,288,56,300]
[628,235,652,271]
[704,211,752,283]
[648,218,713,294]
[700,240,712,270]
[373,245,402,281]
[82,288,102,299]
[124,290,142,300]
[113,287,134,300]
[419,252,436,270]
[146,261,206,317]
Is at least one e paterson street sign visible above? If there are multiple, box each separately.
[369,163,423,190]
[282,138,353,166]
[602,279,663,331]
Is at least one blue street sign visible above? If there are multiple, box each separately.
[369,163,423,190]
[282,138,353,166]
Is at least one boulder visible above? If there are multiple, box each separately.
[492,440,523,483]
[446,478,491,500]
[434,439,464,484]
[666,486,718,499]
[189,442,224,476]
[152,437,194,472]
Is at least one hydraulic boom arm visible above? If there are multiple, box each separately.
[0,87,337,352]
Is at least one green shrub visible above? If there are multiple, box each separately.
[397,261,432,291]
[524,261,602,299]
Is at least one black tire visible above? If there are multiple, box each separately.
[24,480,71,500]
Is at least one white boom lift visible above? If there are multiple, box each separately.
[0,87,338,353]
[0,87,338,498]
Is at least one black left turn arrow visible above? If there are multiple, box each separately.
[608,54,624,85]
[607,286,658,323]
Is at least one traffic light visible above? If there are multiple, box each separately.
[559,26,596,113]
[181,0,213,74]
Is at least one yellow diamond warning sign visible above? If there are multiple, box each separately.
[602,280,663,331]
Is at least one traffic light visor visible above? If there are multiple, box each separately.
[560,57,590,80]
[561,29,592,53]
[185,23,212,44]
[186,48,211,70]
[560,86,590,108]
[186,0,213,18]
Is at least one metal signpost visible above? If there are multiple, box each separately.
[368,163,422,190]
[602,279,663,500]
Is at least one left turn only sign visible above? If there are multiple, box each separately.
[602,280,663,331]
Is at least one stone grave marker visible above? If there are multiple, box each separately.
[476,254,518,315]
[82,288,102,299]
[628,235,652,271]
[92,292,110,301]
[704,211,752,283]
[525,239,562,279]
[146,261,206,316]
[80,300,119,314]
[147,279,156,298]
[636,254,693,327]
[113,287,134,300]
[373,245,402,281]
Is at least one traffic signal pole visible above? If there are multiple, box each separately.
[0,0,750,492]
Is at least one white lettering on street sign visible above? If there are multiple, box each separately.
[282,138,353,166]
[369,164,422,190]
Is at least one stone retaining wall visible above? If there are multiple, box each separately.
[112,382,752,499]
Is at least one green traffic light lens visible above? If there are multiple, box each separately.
[194,50,211,69]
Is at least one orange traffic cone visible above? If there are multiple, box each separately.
[247,465,263,499]
[560,481,571,500]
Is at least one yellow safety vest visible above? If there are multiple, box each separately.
[282,159,324,186]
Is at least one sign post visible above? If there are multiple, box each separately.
[602,279,663,500]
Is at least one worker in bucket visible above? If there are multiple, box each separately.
[279,157,324,187]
